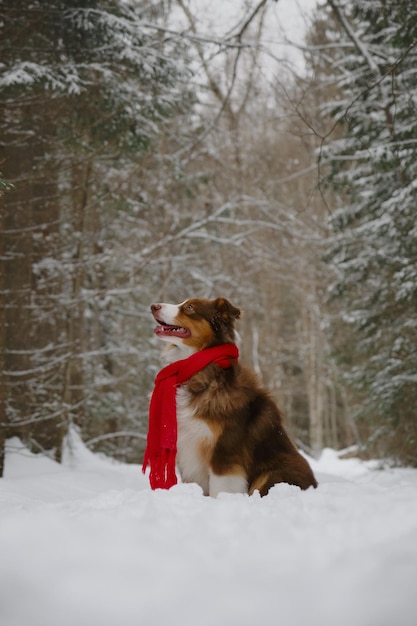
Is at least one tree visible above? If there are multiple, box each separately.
[166,0,351,454]
[2,0,357,471]
[0,0,194,468]
[310,0,417,464]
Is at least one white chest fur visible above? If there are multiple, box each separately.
[175,387,248,497]
[176,387,213,496]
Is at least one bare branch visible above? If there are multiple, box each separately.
[176,0,235,118]
[226,0,272,43]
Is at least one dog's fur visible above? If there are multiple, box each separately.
[151,297,317,497]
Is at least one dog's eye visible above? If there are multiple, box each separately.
[186,303,194,312]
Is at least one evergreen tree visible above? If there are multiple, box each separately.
[315,0,417,463]
[0,0,193,466]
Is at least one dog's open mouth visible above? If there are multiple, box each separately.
[154,320,191,338]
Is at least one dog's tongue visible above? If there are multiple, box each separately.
[154,324,191,338]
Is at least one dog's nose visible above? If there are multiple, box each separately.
[151,303,161,313]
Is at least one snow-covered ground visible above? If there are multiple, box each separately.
[1,432,417,626]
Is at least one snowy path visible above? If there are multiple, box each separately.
[1,434,417,626]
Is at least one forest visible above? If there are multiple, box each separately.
[1,0,417,475]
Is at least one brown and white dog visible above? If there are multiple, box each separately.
[150,297,317,497]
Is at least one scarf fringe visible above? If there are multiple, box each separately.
[143,448,178,490]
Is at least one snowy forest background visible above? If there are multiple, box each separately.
[1,0,416,475]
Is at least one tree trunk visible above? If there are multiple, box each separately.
[302,279,324,456]
[1,130,34,447]
[61,159,93,436]
[1,107,67,460]
[0,186,6,476]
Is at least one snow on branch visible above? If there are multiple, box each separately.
[327,0,380,75]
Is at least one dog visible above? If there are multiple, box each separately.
[150,296,318,497]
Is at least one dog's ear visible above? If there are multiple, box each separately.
[213,297,241,323]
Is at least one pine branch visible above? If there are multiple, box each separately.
[327,0,380,74]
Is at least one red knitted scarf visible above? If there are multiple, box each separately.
[142,343,239,490]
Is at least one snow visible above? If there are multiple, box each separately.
[1,433,417,626]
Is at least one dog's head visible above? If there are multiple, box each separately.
[150,297,241,354]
